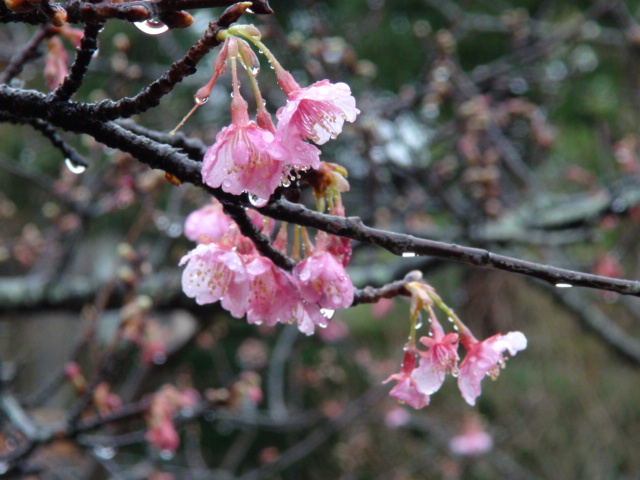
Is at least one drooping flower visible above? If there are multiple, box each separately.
[275,72,360,145]
[202,104,288,199]
[244,255,298,327]
[179,242,249,318]
[291,300,329,336]
[201,52,288,200]
[457,331,527,406]
[292,249,354,310]
[411,317,459,395]
[384,350,430,409]
[184,201,232,243]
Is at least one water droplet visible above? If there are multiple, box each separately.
[167,223,182,238]
[320,308,335,319]
[447,317,454,323]
[555,283,573,288]
[280,179,291,187]
[159,449,174,460]
[250,66,260,76]
[93,445,117,460]
[249,194,268,207]
[195,96,209,106]
[415,319,423,329]
[181,406,195,418]
[152,352,167,365]
[246,7,255,13]
[134,19,169,35]
[453,324,459,331]
[65,158,86,174]
[402,252,416,258]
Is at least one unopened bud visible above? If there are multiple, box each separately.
[48,5,68,27]
[159,11,194,29]
[4,0,36,13]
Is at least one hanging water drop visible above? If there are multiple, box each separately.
[415,315,423,329]
[159,449,175,460]
[320,308,335,319]
[93,445,117,460]
[152,352,167,365]
[249,194,268,207]
[195,96,209,106]
[65,158,86,174]
[134,19,169,35]
[555,283,573,288]
[250,65,260,76]
[402,252,416,258]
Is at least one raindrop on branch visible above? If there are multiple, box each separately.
[248,194,268,207]
[134,19,169,35]
[65,158,86,174]
[93,445,117,460]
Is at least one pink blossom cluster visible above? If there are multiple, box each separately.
[385,316,526,408]
[145,385,199,453]
[180,201,354,335]
[200,36,359,201]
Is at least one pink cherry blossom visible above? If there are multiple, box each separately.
[202,61,288,199]
[202,119,288,199]
[179,243,249,318]
[184,201,232,243]
[411,319,459,395]
[457,331,527,406]
[384,350,430,409]
[276,78,359,146]
[292,251,354,310]
[244,255,298,327]
[291,301,329,336]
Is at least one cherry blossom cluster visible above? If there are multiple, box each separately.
[180,199,354,335]
[174,24,359,204]
[384,280,527,408]
[145,385,199,452]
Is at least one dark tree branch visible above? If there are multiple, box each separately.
[0,0,273,25]
[0,24,51,84]
[51,21,103,101]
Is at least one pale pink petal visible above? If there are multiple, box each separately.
[457,331,527,406]
[184,202,232,243]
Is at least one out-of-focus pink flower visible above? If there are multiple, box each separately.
[276,77,359,146]
[384,406,411,428]
[145,385,199,452]
[458,331,527,406]
[384,351,430,409]
[292,251,354,310]
[317,318,349,343]
[44,36,69,90]
[449,416,493,456]
[592,252,623,279]
[184,201,232,243]
[412,318,459,395]
[93,382,122,415]
[371,298,395,318]
[146,416,180,452]
[179,243,249,317]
